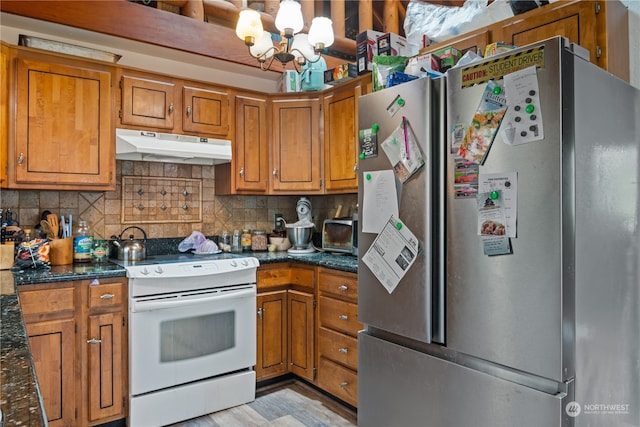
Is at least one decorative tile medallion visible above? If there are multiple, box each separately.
[121,176,202,223]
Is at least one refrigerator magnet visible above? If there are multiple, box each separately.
[381,118,425,183]
[359,127,379,159]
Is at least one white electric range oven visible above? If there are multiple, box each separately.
[115,253,259,426]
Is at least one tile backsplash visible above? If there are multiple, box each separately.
[1,160,357,240]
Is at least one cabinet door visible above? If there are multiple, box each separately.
[288,290,315,381]
[235,95,269,192]
[1,45,9,187]
[87,311,124,422]
[121,75,176,129]
[14,57,113,189]
[182,86,229,136]
[324,85,360,193]
[26,318,77,427]
[271,98,322,193]
[256,291,287,381]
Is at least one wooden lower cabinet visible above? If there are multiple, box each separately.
[287,290,314,381]
[256,290,288,381]
[20,278,128,426]
[317,357,358,407]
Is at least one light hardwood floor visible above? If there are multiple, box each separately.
[168,380,357,427]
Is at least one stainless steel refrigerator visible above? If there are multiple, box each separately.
[357,37,639,427]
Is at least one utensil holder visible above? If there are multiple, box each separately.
[50,237,73,265]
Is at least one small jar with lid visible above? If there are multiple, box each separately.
[241,229,252,252]
[251,230,267,251]
[220,230,231,246]
[231,230,242,253]
[91,239,110,263]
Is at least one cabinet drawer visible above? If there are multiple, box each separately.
[319,296,362,336]
[88,282,124,309]
[317,357,357,407]
[318,270,358,301]
[319,327,358,371]
[19,287,75,316]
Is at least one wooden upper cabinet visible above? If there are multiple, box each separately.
[323,82,361,193]
[182,86,229,136]
[229,94,269,193]
[271,97,322,194]
[12,53,114,190]
[121,75,176,129]
[1,44,9,188]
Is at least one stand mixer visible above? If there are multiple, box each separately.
[286,197,315,255]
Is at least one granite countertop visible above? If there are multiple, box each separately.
[1,249,357,426]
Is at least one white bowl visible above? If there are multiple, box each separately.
[269,236,291,251]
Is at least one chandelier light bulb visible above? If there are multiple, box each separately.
[308,17,334,50]
[250,31,275,60]
[291,33,318,62]
[275,0,304,37]
[236,9,264,44]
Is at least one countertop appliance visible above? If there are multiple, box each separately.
[115,253,259,426]
[357,37,639,426]
[321,218,356,254]
[286,197,316,255]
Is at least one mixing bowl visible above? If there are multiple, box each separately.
[287,225,313,250]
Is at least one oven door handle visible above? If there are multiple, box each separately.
[131,286,255,313]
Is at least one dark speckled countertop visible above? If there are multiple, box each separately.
[1,247,356,426]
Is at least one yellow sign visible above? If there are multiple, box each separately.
[461,46,545,88]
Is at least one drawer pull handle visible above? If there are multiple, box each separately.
[186,105,192,117]
[338,314,348,320]
[87,338,102,344]
[338,348,348,354]
[339,381,348,388]
[338,285,348,291]
[100,294,115,300]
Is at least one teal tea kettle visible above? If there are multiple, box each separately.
[301,57,327,91]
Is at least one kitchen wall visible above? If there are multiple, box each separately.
[1,160,357,241]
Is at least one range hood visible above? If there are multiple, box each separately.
[115,128,232,165]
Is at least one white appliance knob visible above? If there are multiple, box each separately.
[155,266,164,274]
[241,259,248,266]
[230,261,238,267]
[141,268,150,275]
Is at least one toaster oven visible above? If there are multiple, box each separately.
[322,219,357,255]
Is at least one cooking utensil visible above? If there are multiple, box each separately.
[46,214,60,238]
[40,220,57,239]
[111,226,147,261]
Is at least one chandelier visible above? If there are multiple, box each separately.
[235,0,334,72]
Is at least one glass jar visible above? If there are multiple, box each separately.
[73,220,92,263]
[220,230,231,246]
[251,230,267,251]
[231,230,242,253]
[241,229,252,252]
[91,239,110,263]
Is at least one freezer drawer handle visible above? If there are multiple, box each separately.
[339,381,348,388]
[337,285,348,291]
[338,348,348,354]
[338,314,348,320]
[87,338,102,344]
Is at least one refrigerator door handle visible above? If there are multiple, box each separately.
[433,76,447,345]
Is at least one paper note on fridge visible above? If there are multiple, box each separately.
[363,216,421,294]
[362,170,399,233]
[478,172,517,238]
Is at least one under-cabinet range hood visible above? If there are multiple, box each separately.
[115,128,232,165]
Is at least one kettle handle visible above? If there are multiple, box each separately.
[119,226,147,241]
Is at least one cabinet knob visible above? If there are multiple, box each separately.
[239,168,245,177]
[17,152,24,166]
[186,105,192,117]
[338,348,348,354]
[272,169,278,177]
[168,103,174,114]
[100,293,115,300]
[338,314,348,320]
[339,381,349,388]
[338,285,348,291]
[87,338,102,344]
[353,164,358,172]
[257,307,263,318]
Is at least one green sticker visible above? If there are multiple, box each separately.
[397,98,405,106]
[372,123,379,132]
[525,104,535,114]
[396,222,402,230]
[493,86,502,95]
[366,173,371,180]
[490,191,499,200]
[360,152,365,159]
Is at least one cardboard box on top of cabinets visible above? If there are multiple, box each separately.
[356,30,419,75]
[324,63,358,84]
[279,70,301,92]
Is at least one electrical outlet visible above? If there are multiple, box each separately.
[275,213,284,230]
